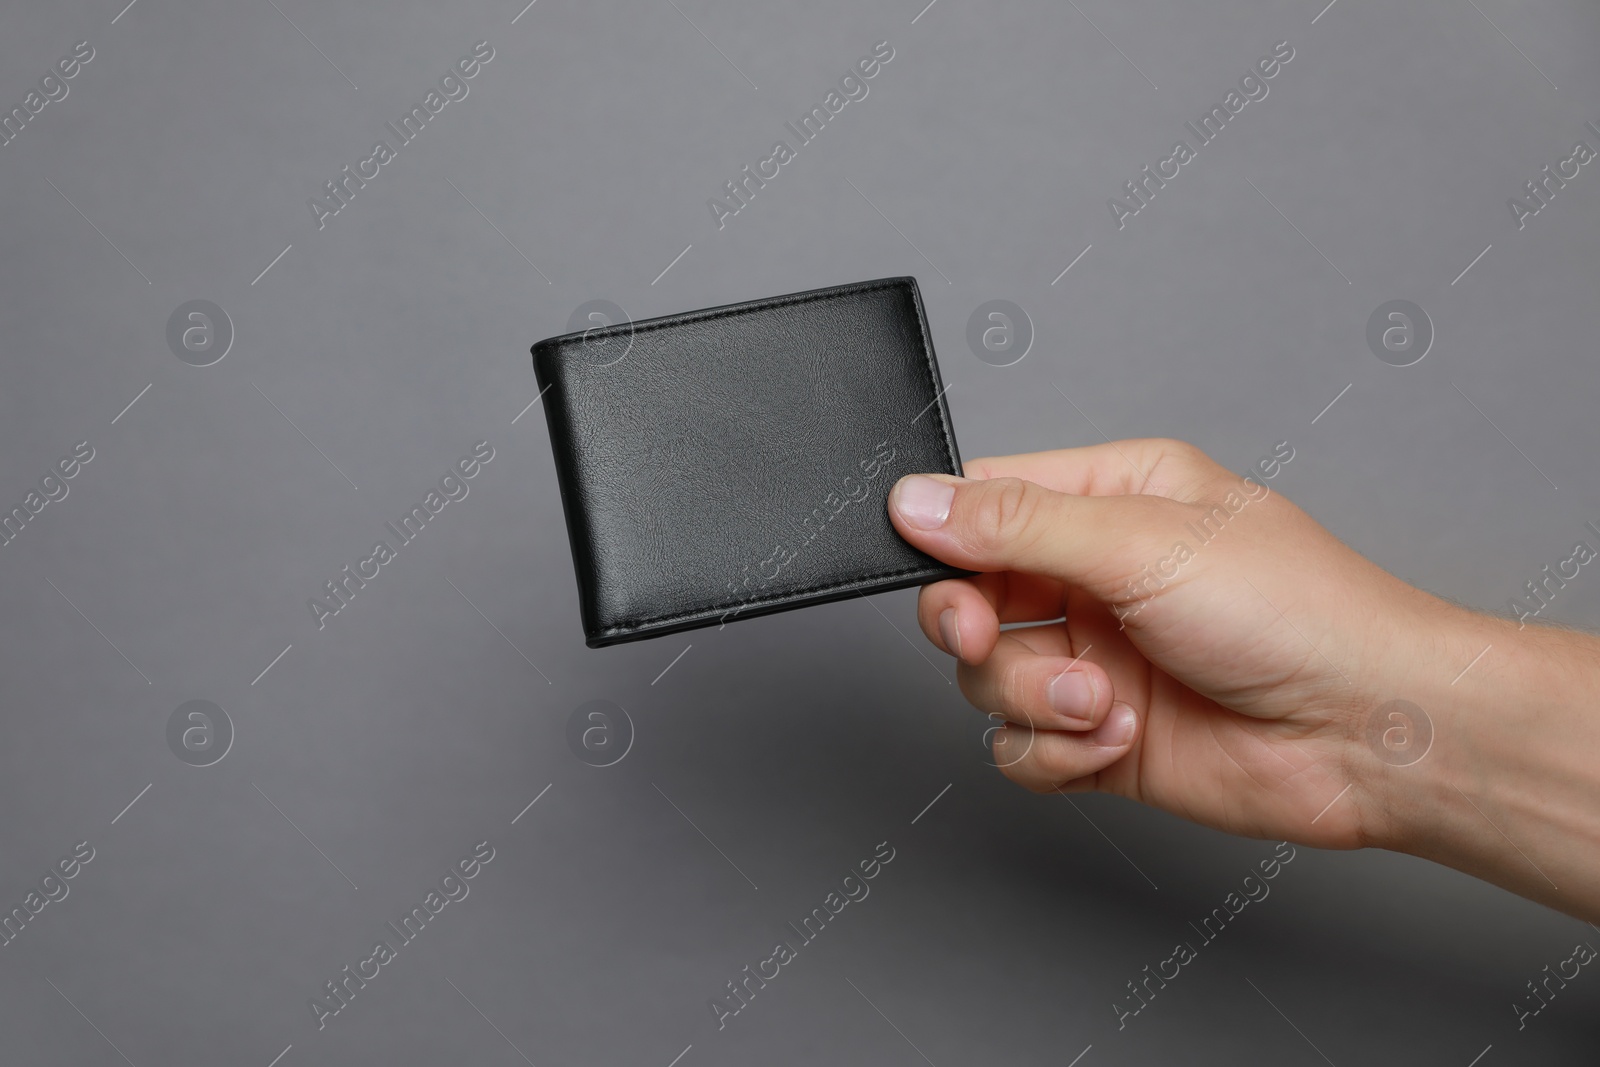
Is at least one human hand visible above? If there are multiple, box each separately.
[886,438,1469,853]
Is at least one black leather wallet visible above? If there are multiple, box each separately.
[532,276,967,647]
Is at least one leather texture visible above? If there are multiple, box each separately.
[532,276,968,648]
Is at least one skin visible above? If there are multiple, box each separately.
[887,439,1600,924]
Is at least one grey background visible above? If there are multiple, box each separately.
[2,0,1597,1063]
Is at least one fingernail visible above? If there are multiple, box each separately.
[1093,702,1138,748]
[1047,670,1097,722]
[937,608,962,659]
[892,476,954,531]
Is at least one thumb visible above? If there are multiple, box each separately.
[887,473,1170,594]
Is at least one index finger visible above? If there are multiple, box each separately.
[963,438,1204,500]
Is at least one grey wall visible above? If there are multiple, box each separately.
[1,0,1597,1063]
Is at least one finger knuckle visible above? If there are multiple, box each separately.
[1031,743,1081,784]
[991,723,1023,761]
[1153,436,1203,461]
[1137,437,1227,490]
[1139,436,1207,469]
[998,661,1041,725]
[967,477,1038,551]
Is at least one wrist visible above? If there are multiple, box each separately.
[1352,602,1504,853]
[1358,604,1600,917]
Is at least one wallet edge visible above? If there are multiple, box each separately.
[582,563,973,648]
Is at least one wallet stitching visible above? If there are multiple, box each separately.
[592,562,959,637]
[551,278,962,638]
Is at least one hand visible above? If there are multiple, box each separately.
[886,438,1464,852]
